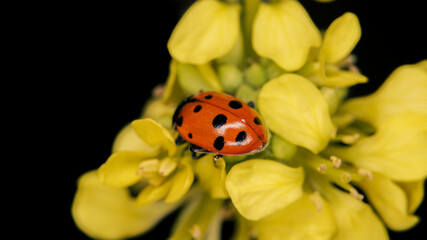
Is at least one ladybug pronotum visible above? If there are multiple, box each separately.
[172,91,268,158]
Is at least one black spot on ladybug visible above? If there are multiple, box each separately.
[213,136,225,151]
[254,116,262,125]
[188,133,193,139]
[235,131,247,143]
[204,94,213,100]
[193,105,202,113]
[229,100,243,109]
[176,116,183,127]
[212,114,227,128]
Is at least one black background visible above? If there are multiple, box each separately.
[30,0,426,238]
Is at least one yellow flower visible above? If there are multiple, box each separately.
[325,114,427,182]
[322,180,389,240]
[98,118,194,206]
[225,159,304,220]
[163,60,223,101]
[338,61,427,127]
[298,12,367,87]
[72,1,426,239]
[252,0,321,71]
[71,171,184,239]
[169,192,223,240]
[253,193,337,240]
[357,172,419,231]
[167,0,241,65]
[195,155,229,199]
[258,73,336,154]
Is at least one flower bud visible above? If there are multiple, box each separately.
[245,63,267,88]
[218,63,243,92]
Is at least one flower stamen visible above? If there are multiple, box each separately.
[342,133,360,144]
[309,191,323,211]
[330,155,342,168]
[317,163,327,173]
[136,159,159,176]
[349,187,364,200]
[340,172,352,183]
[189,224,202,239]
[334,133,360,144]
[159,157,178,176]
[358,168,373,181]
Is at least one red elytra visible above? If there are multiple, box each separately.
[173,91,268,156]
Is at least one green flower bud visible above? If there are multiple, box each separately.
[320,87,348,114]
[176,63,215,95]
[271,134,297,161]
[245,63,267,88]
[218,64,243,92]
[235,84,258,104]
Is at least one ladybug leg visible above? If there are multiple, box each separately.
[213,154,223,167]
[190,145,210,160]
[175,135,186,145]
[248,101,255,108]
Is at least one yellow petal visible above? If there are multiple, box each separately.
[142,98,178,128]
[326,187,388,240]
[176,62,217,95]
[136,179,172,207]
[195,155,229,199]
[131,118,176,156]
[225,159,304,220]
[319,12,361,64]
[165,159,195,203]
[254,194,336,240]
[327,114,427,181]
[168,0,241,64]
[197,62,223,92]
[319,63,367,88]
[162,60,186,105]
[417,59,427,71]
[231,211,252,240]
[252,0,321,71]
[357,173,419,231]
[169,192,223,240]
[112,124,160,154]
[339,62,427,127]
[98,151,158,188]
[398,180,425,214]
[258,74,335,153]
[72,171,180,239]
[320,87,348,115]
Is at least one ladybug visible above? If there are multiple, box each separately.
[172,91,268,159]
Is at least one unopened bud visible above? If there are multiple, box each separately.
[245,63,267,88]
[218,64,243,92]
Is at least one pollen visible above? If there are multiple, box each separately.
[350,188,364,200]
[317,163,327,173]
[189,224,202,239]
[330,155,342,168]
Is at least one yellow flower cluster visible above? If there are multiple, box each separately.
[72,0,427,239]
